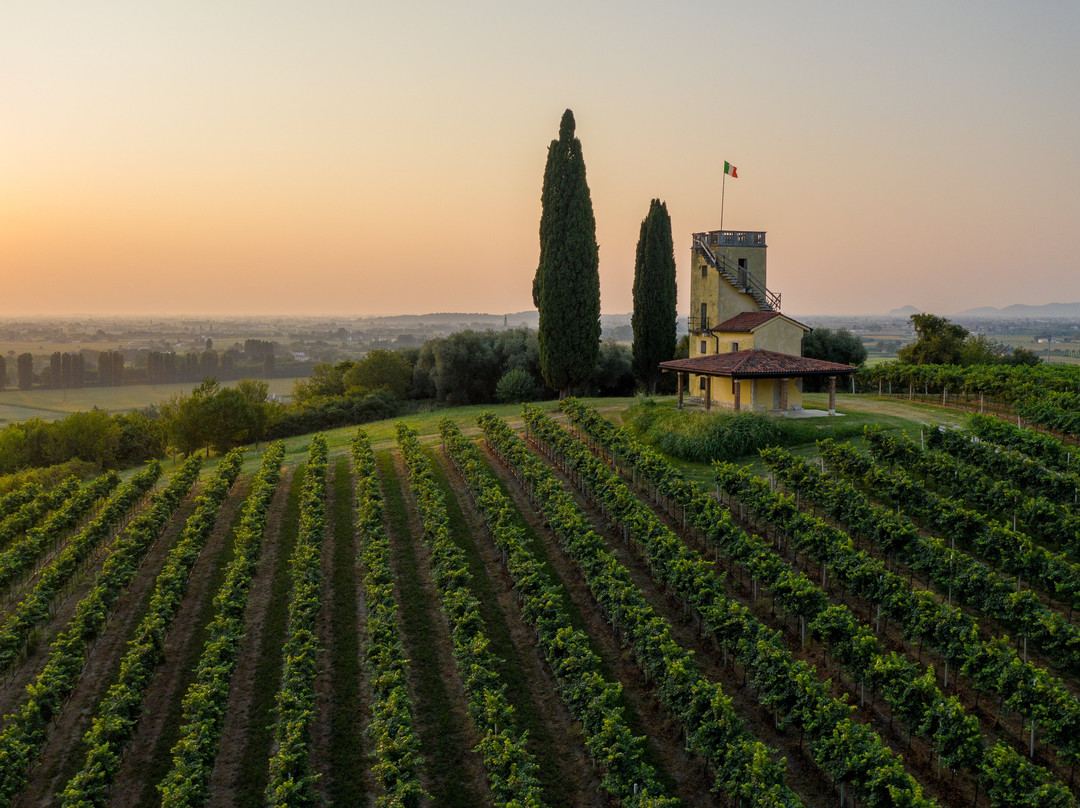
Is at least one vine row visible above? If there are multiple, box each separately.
[397,423,547,807]
[0,455,203,807]
[264,435,328,808]
[156,442,285,807]
[353,429,426,807]
[0,467,157,674]
[559,398,1072,807]
[58,450,244,807]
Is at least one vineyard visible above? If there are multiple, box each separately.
[0,398,1077,807]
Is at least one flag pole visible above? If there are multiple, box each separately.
[720,170,726,232]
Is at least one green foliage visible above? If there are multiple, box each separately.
[495,368,538,403]
[16,353,33,390]
[588,340,635,397]
[352,431,426,806]
[160,378,268,456]
[0,409,164,475]
[897,314,969,365]
[534,109,601,396]
[290,361,352,404]
[413,328,546,405]
[802,327,866,367]
[397,424,545,807]
[59,451,242,807]
[626,399,866,463]
[265,436,327,807]
[157,444,284,808]
[631,199,677,394]
[344,349,412,398]
[0,455,202,806]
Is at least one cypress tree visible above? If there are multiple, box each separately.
[631,199,677,393]
[533,109,600,398]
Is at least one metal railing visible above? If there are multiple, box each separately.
[692,234,780,312]
[694,230,767,247]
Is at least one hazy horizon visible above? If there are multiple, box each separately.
[5,2,1079,319]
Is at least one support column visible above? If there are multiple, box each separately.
[733,378,741,412]
[828,376,837,415]
[779,377,789,412]
[705,376,712,412]
[751,379,757,410]
[677,372,683,409]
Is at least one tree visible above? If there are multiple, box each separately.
[896,314,968,365]
[17,353,33,390]
[631,199,677,393]
[533,109,601,398]
[49,352,62,388]
[344,349,412,398]
[236,378,271,446]
[202,387,256,454]
[802,328,868,367]
[0,355,6,390]
[802,328,868,391]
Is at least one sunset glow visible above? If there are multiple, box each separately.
[3,1,1078,317]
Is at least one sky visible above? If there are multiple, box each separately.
[3,1,1079,318]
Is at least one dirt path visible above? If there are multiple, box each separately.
[206,464,297,808]
[378,450,489,808]
[481,442,717,807]
[0,491,166,722]
[106,479,251,808]
[432,447,606,808]
[15,491,204,807]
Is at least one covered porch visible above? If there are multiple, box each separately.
[659,349,859,415]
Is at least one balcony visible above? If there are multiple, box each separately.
[693,230,767,248]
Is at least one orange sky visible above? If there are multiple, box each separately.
[3,2,1079,317]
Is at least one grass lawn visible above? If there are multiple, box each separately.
[139,392,972,488]
[0,378,297,424]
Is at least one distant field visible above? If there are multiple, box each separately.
[0,378,296,424]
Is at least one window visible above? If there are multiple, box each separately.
[701,265,707,279]
[737,258,747,269]
[731,341,739,352]
[699,340,707,354]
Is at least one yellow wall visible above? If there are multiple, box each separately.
[749,317,805,355]
[689,250,763,329]
[687,375,802,412]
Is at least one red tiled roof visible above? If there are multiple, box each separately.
[710,311,811,333]
[659,349,858,378]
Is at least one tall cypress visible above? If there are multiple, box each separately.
[631,199,677,393]
[533,109,600,398]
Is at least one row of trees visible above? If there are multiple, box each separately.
[3,346,280,392]
[146,349,275,384]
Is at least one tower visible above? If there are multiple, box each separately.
[688,229,777,336]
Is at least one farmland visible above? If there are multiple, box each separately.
[0,395,1077,807]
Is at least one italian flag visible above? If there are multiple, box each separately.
[724,161,738,178]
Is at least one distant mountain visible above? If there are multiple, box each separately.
[886,305,921,317]
[952,302,1080,319]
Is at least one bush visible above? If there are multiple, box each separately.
[495,369,538,403]
[625,399,863,463]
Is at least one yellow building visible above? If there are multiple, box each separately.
[663,229,857,413]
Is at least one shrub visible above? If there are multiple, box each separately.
[495,369,538,403]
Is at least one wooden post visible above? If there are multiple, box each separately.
[779,377,788,412]
[705,376,712,411]
[677,372,684,409]
[828,376,837,415]
[733,378,741,412]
